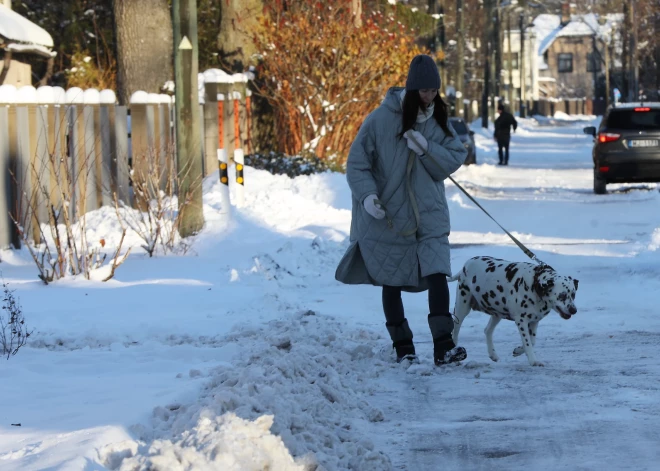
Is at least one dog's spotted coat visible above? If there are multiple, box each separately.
[448,256,579,366]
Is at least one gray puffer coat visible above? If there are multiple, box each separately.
[335,87,468,292]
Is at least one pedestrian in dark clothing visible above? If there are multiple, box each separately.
[494,103,517,165]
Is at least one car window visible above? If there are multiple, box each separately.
[606,109,660,130]
[450,120,468,134]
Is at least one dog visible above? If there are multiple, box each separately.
[448,256,579,367]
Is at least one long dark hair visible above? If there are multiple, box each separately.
[399,92,452,138]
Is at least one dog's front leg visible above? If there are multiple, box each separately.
[516,319,543,366]
[484,316,501,362]
[513,321,539,357]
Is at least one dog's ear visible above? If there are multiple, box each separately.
[573,278,579,290]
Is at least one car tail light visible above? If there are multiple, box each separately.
[599,166,610,172]
[634,107,650,112]
[598,133,620,143]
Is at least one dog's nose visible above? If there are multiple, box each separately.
[569,306,577,315]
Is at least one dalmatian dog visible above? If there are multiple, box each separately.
[448,256,579,367]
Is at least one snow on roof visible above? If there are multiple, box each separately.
[556,19,595,37]
[531,13,623,70]
[0,4,53,48]
[532,14,561,56]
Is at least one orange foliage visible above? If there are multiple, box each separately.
[253,0,424,163]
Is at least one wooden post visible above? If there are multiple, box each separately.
[129,96,152,210]
[203,81,219,177]
[233,88,244,207]
[114,106,131,204]
[173,0,204,236]
[0,106,12,247]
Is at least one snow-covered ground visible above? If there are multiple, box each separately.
[1,114,660,470]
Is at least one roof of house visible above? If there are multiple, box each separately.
[532,13,623,71]
[0,4,53,49]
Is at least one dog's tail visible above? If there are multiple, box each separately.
[446,272,461,283]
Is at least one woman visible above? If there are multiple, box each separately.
[335,54,468,366]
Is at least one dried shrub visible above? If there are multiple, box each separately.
[0,277,32,359]
[252,0,424,163]
[115,145,198,257]
[10,110,130,284]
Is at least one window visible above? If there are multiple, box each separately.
[558,53,573,73]
[503,53,519,70]
[587,52,600,72]
[607,109,660,131]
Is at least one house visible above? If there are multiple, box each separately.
[503,7,621,102]
[0,0,55,86]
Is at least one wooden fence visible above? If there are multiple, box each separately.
[0,81,251,248]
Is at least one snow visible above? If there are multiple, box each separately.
[0,4,53,48]
[5,43,55,58]
[14,84,36,103]
[100,89,117,105]
[1,115,660,470]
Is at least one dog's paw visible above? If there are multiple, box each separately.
[512,346,524,357]
[489,353,499,362]
[531,361,545,367]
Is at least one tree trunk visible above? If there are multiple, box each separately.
[113,0,173,105]
[218,0,264,72]
[456,0,464,113]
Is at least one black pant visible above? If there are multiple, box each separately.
[497,136,511,164]
[382,273,450,325]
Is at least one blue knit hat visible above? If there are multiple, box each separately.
[405,55,441,91]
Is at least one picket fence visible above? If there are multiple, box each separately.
[0,74,251,248]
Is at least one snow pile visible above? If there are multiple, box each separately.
[103,311,393,471]
[101,414,306,471]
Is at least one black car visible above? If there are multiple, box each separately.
[584,103,660,194]
[449,117,477,165]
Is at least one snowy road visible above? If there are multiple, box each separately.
[1,115,660,470]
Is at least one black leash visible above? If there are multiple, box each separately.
[403,132,549,267]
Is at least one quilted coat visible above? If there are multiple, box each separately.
[335,87,468,292]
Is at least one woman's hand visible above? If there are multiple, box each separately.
[363,194,386,219]
[404,130,428,156]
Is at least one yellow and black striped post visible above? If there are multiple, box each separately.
[234,147,245,207]
[217,148,230,212]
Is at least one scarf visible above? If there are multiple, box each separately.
[399,89,435,123]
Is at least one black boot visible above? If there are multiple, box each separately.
[386,319,418,363]
[428,313,467,366]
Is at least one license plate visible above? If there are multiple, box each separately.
[629,139,659,147]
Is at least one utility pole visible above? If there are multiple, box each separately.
[519,12,526,117]
[483,0,496,128]
[621,1,629,101]
[630,0,638,101]
[507,12,514,110]
[482,41,491,128]
[438,2,447,94]
[456,0,465,116]
[605,37,611,109]
[494,0,502,108]
[173,0,204,236]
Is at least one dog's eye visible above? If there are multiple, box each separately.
[558,293,567,302]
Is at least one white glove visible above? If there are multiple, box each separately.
[363,194,385,220]
[404,130,428,156]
